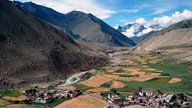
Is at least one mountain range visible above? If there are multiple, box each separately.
[116,23,163,43]
[14,1,136,49]
[0,0,108,89]
[1,0,192,89]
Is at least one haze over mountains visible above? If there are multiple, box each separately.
[0,0,108,89]
[14,1,136,49]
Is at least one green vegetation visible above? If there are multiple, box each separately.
[80,72,93,81]
[139,69,160,73]
[119,74,139,77]
[145,77,171,84]
[117,93,126,99]
[48,98,71,108]
[160,73,171,76]
[131,59,142,65]
[100,92,109,97]
[0,90,22,98]
[114,85,137,93]
[96,67,106,71]
[115,69,126,73]
[100,81,112,88]
[73,84,93,91]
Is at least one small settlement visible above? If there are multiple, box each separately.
[22,88,81,104]
[105,89,191,108]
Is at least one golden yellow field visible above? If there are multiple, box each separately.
[103,74,130,81]
[136,58,148,64]
[3,104,35,108]
[110,81,124,88]
[0,99,10,107]
[168,78,182,83]
[85,87,110,93]
[88,93,103,100]
[3,95,27,101]
[81,75,112,87]
[55,95,106,108]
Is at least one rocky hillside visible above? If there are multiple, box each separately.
[14,1,136,47]
[136,19,192,62]
[66,11,136,46]
[0,0,108,89]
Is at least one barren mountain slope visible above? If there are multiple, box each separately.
[136,19,192,62]
[0,0,108,89]
[13,1,136,47]
[137,28,192,51]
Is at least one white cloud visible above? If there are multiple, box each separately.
[137,28,153,36]
[135,4,151,9]
[122,31,135,37]
[119,9,139,13]
[122,27,135,37]
[19,0,115,19]
[148,9,192,27]
[113,24,119,29]
[120,10,192,37]
[153,8,169,15]
[135,18,146,25]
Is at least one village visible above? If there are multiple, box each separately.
[104,88,191,108]
[21,88,81,104]
[18,86,190,108]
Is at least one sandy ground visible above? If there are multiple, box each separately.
[3,104,35,108]
[105,66,122,73]
[55,95,106,108]
[168,78,182,83]
[123,59,134,64]
[136,58,148,64]
[81,75,112,87]
[110,81,124,88]
[123,105,145,108]
[123,68,141,72]
[89,93,103,99]
[3,95,27,101]
[0,99,10,107]
[103,74,130,81]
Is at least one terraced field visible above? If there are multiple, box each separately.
[55,95,107,108]
[57,52,192,107]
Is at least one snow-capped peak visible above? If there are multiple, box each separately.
[117,23,163,37]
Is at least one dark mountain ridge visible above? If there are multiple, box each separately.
[14,1,136,47]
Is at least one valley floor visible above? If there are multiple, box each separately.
[55,50,192,108]
[1,49,192,108]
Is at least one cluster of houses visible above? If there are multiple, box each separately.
[22,88,81,104]
[105,90,191,108]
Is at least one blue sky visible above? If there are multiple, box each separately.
[18,0,192,27]
[102,0,192,26]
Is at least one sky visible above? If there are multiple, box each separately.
[17,0,192,27]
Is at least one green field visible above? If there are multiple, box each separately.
[0,90,22,98]
[100,81,112,88]
[122,57,192,93]
[99,54,192,93]
[73,84,93,91]
[115,69,126,73]
[145,77,171,83]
